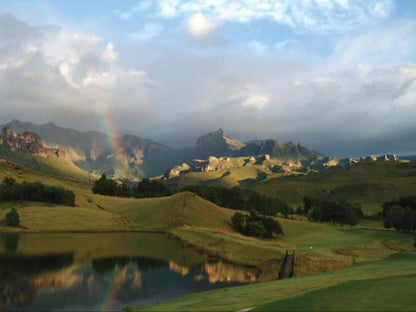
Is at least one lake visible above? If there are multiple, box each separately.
[0,232,274,311]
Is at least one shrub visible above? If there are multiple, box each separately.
[231,211,283,238]
[5,208,20,226]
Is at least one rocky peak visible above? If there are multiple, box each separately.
[0,127,66,159]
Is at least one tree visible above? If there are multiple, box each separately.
[308,205,322,222]
[5,208,20,226]
[231,211,284,238]
[231,212,245,232]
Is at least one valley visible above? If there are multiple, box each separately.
[0,121,415,311]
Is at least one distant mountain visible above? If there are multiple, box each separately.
[174,128,317,162]
[1,120,321,179]
[2,119,172,179]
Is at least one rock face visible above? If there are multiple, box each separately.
[360,154,399,162]
[164,163,190,178]
[0,127,66,159]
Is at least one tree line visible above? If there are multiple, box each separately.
[92,175,292,217]
[383,195,416,233]
[92,175,172,198]
[181,184,293,217]
[0,177,75,206]
[301,196,363,226]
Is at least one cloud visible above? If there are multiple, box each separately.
[0,15,155,132]
[102,42,119,62]
[1,14,415,157]
[186,13,224,45]
[187,13,216,38]
[240,94,269,110]
[332,20,416,68]
[150,0,394,33]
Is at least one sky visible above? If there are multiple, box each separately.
[0,0,415,157]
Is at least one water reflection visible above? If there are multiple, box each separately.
[0,233,269,311]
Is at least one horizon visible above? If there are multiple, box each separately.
[2,118,414,159]
[0,1,415,157]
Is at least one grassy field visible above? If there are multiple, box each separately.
[136,252,416,311]
[251,160,416,215]
[167,160,416,216]
[256,273,416,311]
[1,158,415,311]
[0,151,94,181]
[0,160,288,267]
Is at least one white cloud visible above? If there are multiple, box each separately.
[0,15,156,131]
[240,94,269,110]
[1,14,415,156]
[150,0,394,33]
[331,20,416,69]
[102,42,119,62]
[186,13,224,45]
[187,13,216,38]
[130,23,163,41]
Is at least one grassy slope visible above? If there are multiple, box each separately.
[167,160,416,215]
[0,151,93,181]
[251,161,416,215]
[1,159,415,311]
[0,160,286,266]
[137,252,416,312]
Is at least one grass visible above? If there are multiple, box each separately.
[1,158,415,311]
[251,161,416,215]
[256,273,416,311]
[0,151,93,181]
[136,252,416,312]
[0,160,287,266]
[167,160,416,216]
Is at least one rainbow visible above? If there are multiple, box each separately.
[39,0,128,176]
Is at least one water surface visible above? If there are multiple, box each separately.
[0,232,270,311]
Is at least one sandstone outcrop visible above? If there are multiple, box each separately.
[360,154,398,162]
[0,127,66,159]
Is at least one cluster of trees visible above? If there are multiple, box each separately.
[92,175,172,198]
[383,195,416,233]
[92,176,292,218]
[5,208,20,226]
[231,211,283,238]
[181,185,293,217]
[0,177,75,206]
[132,178,172,198]
[301,196,363,226]
[92,174,132,197]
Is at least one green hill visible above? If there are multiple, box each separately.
[250,160,416,215]
[0,159,414,311]
[0,151,93,181]
[0,160,285,266]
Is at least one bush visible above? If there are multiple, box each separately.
[5,208,20,226]
[303,198,363,226]
[231,211,283,238]
[383,195,416,233]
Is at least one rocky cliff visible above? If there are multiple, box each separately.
[0,127,66,159]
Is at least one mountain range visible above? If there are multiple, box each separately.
[1,120,321,180]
